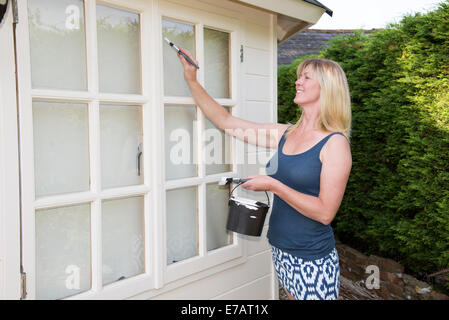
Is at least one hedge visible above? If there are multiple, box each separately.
[277,1,449,284]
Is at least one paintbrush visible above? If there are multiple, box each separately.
[164,37,200,69]
[218,177,250,186]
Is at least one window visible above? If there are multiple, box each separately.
[21,0,150,299]
[161,12,242,283]
[17,0,241,299]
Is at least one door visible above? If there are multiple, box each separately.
[16,0,154,299]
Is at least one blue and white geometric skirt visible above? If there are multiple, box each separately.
[272,246,340,300]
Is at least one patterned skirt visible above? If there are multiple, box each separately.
[272,246,340,300]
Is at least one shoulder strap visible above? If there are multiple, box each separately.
[278,125,292,149]
[315,132,346,152]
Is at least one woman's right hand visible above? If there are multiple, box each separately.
[176,46,287,150]
[177,48,199,84]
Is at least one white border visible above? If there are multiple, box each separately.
[0,2,21,300]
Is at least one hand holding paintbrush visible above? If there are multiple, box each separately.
[164,37,199,83]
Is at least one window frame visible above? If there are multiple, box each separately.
[0,3,22,299]
[16,0,155,300]
[158,2,245,286]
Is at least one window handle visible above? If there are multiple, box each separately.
[137,143,142,176]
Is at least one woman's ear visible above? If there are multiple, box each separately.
[0,0,8,25]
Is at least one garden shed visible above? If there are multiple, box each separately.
[0,0,329,299]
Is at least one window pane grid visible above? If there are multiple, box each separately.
[162,17,234,267]
[27,3,238,297]
[28,1,149,299]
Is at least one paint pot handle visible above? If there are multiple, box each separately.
[229,182,270,207]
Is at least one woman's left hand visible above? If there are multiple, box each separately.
[241,175,278,192]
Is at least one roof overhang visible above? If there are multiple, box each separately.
[231,0,332,43]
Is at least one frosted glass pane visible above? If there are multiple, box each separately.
[97,5,140,94]
[205,108,231,175]
[204,28,229,98]
[100,105,143,189]
[36,203,91,300]
[27,0,86,90]
[164,105,197,180]
[102,196,145,285]
[162,19,195,97]
[166,187,197,264]
[206,183,232,251]
[33,101,89,197]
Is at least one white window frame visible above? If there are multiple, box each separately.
[9,0,247,300]
[0,3,22,300]
[16,0,155,300]
[158,1,245,286]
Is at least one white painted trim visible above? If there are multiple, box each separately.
[15,0,36,299]
[33,185,151,210]
[0,4,21,300]
[232,0,324,24]
[150,0,165,290]
[159,0,246,287]
[15,0,157,300]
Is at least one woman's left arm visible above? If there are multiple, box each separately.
[242,134,352,226]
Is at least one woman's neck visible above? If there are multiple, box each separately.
[298,106,320,133]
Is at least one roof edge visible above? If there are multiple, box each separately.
[303,0,333,17]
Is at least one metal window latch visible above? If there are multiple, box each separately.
[240,45,244,63]
[137,143,142,176]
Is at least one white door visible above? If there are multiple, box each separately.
[16,0,154,299]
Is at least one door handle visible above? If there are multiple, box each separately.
[137,143,142,176]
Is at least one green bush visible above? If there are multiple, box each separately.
[277,1,449,281]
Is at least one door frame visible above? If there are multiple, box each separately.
[0,0,21,300]
[14,0,157,300]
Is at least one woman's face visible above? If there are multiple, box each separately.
[294,65,321,107]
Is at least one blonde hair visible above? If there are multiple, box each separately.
[286,58,352,141]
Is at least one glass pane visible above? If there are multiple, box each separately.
[100,105,143,189]
[206,183,232,251]
[166,187,197,264]
[162,19,195,97]
[36,203,91,300]
[33,101,89,197]
[102,196,145,285]
[204,28,230,98]
[97,4,140,94]
[27,0,86,90]
[205,107,231,175]
[164,105,197,180]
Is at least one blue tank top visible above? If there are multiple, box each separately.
[266,131,344,260]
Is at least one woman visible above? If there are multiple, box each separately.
[177,49,352,300]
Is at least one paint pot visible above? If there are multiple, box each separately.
[226,183,270,237]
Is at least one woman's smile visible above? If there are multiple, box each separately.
[294,66,320,106]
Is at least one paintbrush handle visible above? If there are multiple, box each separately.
[179,50,200,69]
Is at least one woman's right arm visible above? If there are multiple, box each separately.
[178,49,288,149]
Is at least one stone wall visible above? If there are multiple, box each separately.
[336,240,449,300]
